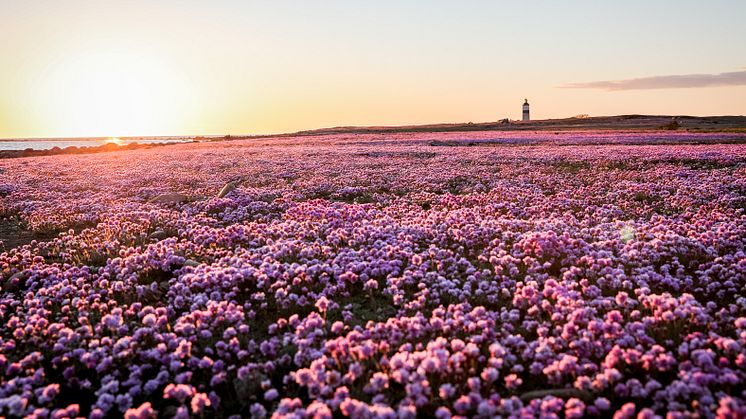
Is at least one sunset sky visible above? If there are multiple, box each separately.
[2,0,745,138]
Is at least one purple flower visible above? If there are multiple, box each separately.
[264,388,279,401]
[163,384,196,404]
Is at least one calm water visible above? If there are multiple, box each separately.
[0,137,196,151]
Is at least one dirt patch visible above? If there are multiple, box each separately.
[0,218,59,252]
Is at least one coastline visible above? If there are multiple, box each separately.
[0,140,198,159]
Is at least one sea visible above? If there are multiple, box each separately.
[0,136,199,151]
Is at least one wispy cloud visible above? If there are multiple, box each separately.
[560,69,746,91]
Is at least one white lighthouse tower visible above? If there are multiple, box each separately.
[522,99,530,121]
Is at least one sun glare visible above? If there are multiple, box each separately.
[31,49,191,137]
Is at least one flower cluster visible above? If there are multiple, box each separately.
[1,130,745,417]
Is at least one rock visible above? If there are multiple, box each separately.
[149,193,189,204]
[183,259,200,267]
[520,388,591,402]
[2,272,25,292]
[149,230,169,240]
[9,272,24,281]
[217,182,237,199]
[141,287,163,303]
[233,373,267,398]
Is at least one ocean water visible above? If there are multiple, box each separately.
[0,137,195,151]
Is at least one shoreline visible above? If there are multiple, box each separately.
[0,140,198,159]
[3,115,746,159]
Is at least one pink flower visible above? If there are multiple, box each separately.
[191,393,211,413]
[315,296,329,312]
[331,321,344,334]
[124,402,156,419]
[142,313,157,327]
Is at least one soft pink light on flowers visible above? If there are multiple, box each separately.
[0,130,744,417]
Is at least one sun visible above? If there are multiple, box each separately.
[32,49,192,137]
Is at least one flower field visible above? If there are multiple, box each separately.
[1,130,745,418]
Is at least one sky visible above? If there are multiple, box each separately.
[1,0,745,138]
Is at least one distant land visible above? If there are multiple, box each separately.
[286,114,746,136]
[2,115,745,159]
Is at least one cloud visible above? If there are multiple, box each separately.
[560,69,746,91]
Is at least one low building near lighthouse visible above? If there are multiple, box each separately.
[522,99,530,121]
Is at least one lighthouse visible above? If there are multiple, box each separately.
[522,99,530,121]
